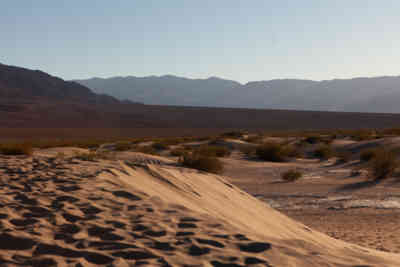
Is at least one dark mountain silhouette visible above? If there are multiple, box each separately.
[2,62,400,132]
[76,75,400,113]
[0,63,119,104]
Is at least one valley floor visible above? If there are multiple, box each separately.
[223,152,400,253]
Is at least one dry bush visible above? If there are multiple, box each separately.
[179,153,223,174]
[360,148,380,162]
[169,148,187,157]
[313,145,334,160]
[0,143,33,156]
[368,150,398,180]
[114,141,134,151]
[245,136,264,144]
[350,129,375,141]
[336,150,352,163]
[304,135,322,144]
[281,169,302,182]
[240,145,257,157]
[74,151,115,161]
[134,145,158,155]
[195,145,231,158]
[151,142,169,151]
[255,142,289,162]
[220,131,246,139]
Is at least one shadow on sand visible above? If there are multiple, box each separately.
[334,179,381,192]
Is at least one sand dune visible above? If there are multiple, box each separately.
[0,151,398,266]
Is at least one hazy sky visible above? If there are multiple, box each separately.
[2,1,399,83]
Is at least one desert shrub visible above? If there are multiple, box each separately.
[244,135,263,144]
[0,143,33,156]
[196,145,231,158]
[152,142,169,151]
[170,148,187,157]
[283,144,302,158]
[351,130,375,141]
[75,151,98,161]
[55,152,66,159]
[220,131,246,138]
[114,141,133,151]
[75,151,114,161]
[255,142,289,162]
[135,145,157,155]
[179,153,223,174]
[313,145,334,160]
[368,150,398,180]
[240,145,257,157]
[281,169,302,182]
[336,151,352,163]
[304,135,321,144]
[360,148,379,162]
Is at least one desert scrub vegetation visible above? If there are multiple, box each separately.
[179,153,223,174]
[74,151,115,161]
[194,145,231,158]
[220,130,247,139]
[360,148,380,162]
[169,148,187,157]
[313,145,334,160]
[336,150,352,163]
[134,145,158,155]
[281,169,302,182]
[114,141,134,151]
[0,143,33,156]
[151,142,169,151]
[304,135,322,144]
[255,142,298,162]
[368,149,398,180]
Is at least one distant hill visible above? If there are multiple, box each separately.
[75,75,241,107]
[76,75,400,113]
[2,62,400,132]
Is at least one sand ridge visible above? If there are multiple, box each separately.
[0,150,398,266]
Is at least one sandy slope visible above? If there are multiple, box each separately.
[0,150,399,266]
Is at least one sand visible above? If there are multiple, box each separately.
[0,147,397,266]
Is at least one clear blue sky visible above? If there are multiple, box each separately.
[1,1,399,83]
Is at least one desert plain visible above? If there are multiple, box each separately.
[0,130,399,266]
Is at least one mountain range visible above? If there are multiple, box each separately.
[1,62,400,132]
[76,75,400,113]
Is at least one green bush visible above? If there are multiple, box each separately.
[255,142,289,162]
[179,153,224,174]
[0,143,33,156]
[368,150,398,180]
[281,169,302,182]
[314,145,334,160]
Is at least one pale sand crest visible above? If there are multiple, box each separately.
[0,151,398,266]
